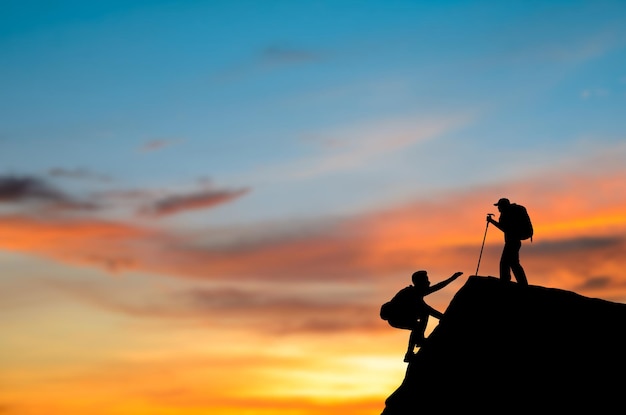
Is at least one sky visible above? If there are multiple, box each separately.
[1,1,626,414]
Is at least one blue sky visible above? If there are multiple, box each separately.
[3,1,625,227]
[2,2,626,414]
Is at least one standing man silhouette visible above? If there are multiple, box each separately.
[487,198,528,285]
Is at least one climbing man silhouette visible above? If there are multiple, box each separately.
[487,197,529,285]
[380,270,463,362]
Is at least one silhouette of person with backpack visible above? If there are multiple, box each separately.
[380,270,463,362]
[487,198,532,285]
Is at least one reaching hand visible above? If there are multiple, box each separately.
[453,272,463,278]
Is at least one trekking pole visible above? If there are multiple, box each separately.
[475,214,494,276]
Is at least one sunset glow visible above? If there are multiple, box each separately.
[2,1,626,414]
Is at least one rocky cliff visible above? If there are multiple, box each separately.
[382,276,626,414]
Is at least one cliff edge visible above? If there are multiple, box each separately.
[382,276,626,413]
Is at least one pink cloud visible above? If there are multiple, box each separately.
[2,165,626,306]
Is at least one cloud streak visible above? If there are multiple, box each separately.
[0,175,98,211]
[40,278,382,335]
[3,144,626,318]
[139,139,183,153]
[213,44,326,82]
[0,173,252,219]
[138,187,251,217]
[48,167,112,182]
[2,159,626,302]
[253,113,472,182]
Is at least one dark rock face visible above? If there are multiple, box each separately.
[382,276,626,414]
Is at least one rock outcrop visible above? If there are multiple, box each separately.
[382,276,626,414]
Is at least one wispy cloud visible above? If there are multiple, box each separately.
[253,113,472,182]
[581,88,610,99]
[2,144,626,308]
[0,214,156,273]
[40,279,381,335]
[539,31,620,63]
[214,44,326,82]
[137,187,251,217]
[0,174,251,219]
[0,175,66,202]
[0,175,98,211]
[48,167,112,182]
[140,139,183,153]
[2,155,626,302]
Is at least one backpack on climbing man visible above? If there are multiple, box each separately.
[510,203,533,241]
[380,286,417,329]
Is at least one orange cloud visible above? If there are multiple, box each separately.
[0,215,157,273]
[2,165,626,303]
[6,164,626,415]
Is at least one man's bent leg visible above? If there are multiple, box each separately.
[405,329,419,362]
[405,318,428,362]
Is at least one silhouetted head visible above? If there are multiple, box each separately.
[494,197,511,212]
[411,270,430,289]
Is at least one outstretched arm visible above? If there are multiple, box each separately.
[426,272,463,295]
